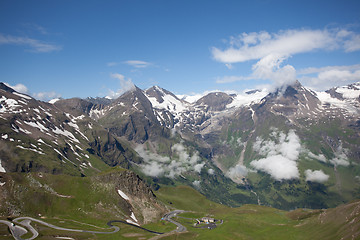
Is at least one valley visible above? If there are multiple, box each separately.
[1,80,360,239]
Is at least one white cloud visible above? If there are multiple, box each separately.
[192,180,201,189]
[304,169,329,183]
[107,73,136,99]
[107,60,154,69]
[216,53,297,88]
[251,155,300,181]
[107,62,118,67]
[32,91,61,101]
[4,82,29,94]
[251,53,297,87]
[213,28,360,89]
[212,28,358,64]
[124,60,152,68]
[194,163,205,173]
[298,64,360,75]
[342,30,360,52]
[298,64,360,91]
[0,33,61,53]
[208,168,215,175]
[227,164,249,180]
[329,144,349,167]
[23,23,48,35]
[307,151,327,163]
[4,82,61,101]
[250,129,301,181]
[212,29,338,64]
[135,143,205,178]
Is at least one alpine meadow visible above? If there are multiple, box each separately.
[1,1,360,239]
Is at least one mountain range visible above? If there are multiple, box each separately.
[1,80,360,213]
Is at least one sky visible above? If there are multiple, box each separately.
[0,0,360,101]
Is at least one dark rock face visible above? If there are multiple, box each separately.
[97,170,155,198]
[54,98,94,114]
[88,132,141,168]
[94,170,167,224]
[196,92,233,111]
[86,97,112,105]
[0,83,15,93]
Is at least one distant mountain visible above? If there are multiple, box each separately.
[1,80,360,210]
[0,84,140,176]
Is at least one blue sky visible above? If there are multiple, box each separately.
[0,0,360,100]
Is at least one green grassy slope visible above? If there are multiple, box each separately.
[153,185,360,240]
[1,174,359,239]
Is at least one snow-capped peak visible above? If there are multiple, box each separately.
[334,82,360,99]
[145,86,189,114]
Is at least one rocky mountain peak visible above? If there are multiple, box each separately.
[0,82,15,93]
[259,80,321,118]
[195,92,233,111]
[326,81,360,101]
[145,86,180,104]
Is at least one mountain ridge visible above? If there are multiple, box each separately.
[1,80,360,211]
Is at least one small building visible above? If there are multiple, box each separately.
[202,217,215,224]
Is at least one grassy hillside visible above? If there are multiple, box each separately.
[153,185,360,240]
[1,176,359,239]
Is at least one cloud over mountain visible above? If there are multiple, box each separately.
[250,129,301,181]
[304,169,329,183]
[212,28,359,64]
[107,73,136,99]
[135,143,205,178]
[213,28,360,89]
[298,64,360,91]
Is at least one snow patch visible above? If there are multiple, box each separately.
[126,219,139,226]
[24,121,49,133]
[316,91,358,114]
[18,126,32,135]
[0,96,21,113]
[130,212,138,223]
[227,90,268,108]
[335,85,360,99]
[48,98,61,104]
[0,159,6,173]
[13,92,32,100]
[117,189,130,200]
[146,89,188,115]
[52,126,80,143]
[16,145,45,155]
[89,108,105,119]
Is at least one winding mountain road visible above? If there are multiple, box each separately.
[0,210,186,239]
[162,210,187,233]
[1,217,119,240]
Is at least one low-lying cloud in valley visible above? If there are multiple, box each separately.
[250,129,301,181]
[135,143,205,178]
[304,169,329,183]
[244,129,349,182]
